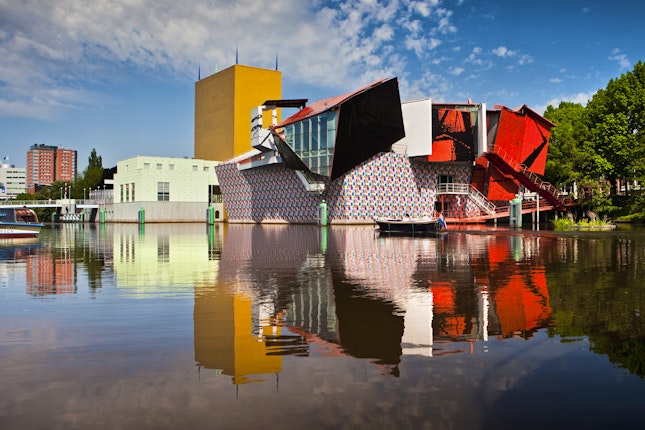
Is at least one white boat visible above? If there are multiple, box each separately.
[0,207,44,238]
[374,216,446,235]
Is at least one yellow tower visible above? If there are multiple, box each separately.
[194,64,282,161]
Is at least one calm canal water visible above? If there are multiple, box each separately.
[1,222,644,429]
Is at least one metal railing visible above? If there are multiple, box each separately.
[491,145,569,206]
[436,183,497,216]
[436,183,469,194]
[0,199,100,207]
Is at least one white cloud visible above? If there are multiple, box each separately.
[517,54,533,66]
[609,48,630,69]
[450,67,465,76]
[549,78,563,84]
[535,91,594,114]
[435,8,457,34]
[492,46,516,58]
[466,47,483,64]
[0,0,465,119]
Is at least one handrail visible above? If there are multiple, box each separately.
[467,186,497,215]
[0,199,100,207]
[491,145,569,206]
[436,183,497,216]
[436,183,469,194]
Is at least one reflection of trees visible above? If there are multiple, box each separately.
[546,235,645,377]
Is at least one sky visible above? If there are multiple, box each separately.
[1,0,643,170]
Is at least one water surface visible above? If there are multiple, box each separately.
[1,223,644,429]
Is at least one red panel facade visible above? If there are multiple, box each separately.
[492,107,526,166]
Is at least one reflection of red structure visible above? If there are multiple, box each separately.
[431,282,466,338]
[494,270,550,337]
[431,236,552,340]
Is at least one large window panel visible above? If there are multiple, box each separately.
[157,182,169,201]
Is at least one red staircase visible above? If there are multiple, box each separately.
[483,146,570,211]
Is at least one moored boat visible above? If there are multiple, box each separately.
[0,207,44,238]
[374,216,445,235]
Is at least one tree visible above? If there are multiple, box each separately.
[543,102,597,187]
[544,62,645,218]
[587,61,645,195]
[74,148,104,198]
[88,148,103,169]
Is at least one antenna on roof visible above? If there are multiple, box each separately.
[275,52,278,71]
[236,45,239,64]
[198,63,201,80]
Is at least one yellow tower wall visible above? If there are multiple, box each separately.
[194,65,282,161]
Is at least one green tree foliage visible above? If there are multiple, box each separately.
[587,61,645,193]
[543,102,596,186]
[544,61,645,217]
[88,148,103,169]
[75,148,104,199]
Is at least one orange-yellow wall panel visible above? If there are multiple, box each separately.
[195,65,282,162]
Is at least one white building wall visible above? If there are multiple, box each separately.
[108,156,223,222]
[113,156,220,203]
[398,98,433,157]
[0,164,26,199]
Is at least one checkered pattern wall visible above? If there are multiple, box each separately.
[215,153,475,223]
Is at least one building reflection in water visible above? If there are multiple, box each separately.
[112,223,222,296]
[8,223,553,384]
[2,228,77,295]
[196,225,553,384]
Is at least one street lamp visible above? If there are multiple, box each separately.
[83,188,86,200]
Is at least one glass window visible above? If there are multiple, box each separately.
[125,184,129,202]
[120,184,124,203]
[157,182,169,201]
[169,164,174,171]
[193,165,198,171]
[281,110,338,177]
[144,163,150,169]
[156,164,162,170]
[131,183,135,201]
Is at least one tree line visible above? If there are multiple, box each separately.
[543,61,645,221]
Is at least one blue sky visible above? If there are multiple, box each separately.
[1,0,642,170]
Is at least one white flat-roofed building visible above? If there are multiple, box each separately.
[0,162,26,200]
[108,156,223,222]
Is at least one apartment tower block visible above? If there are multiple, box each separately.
[26,144,78,193]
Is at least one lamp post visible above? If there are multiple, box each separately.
[83,188,86,201]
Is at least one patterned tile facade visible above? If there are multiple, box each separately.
[215,153,477,223]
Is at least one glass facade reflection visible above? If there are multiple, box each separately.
[283,109,338,176]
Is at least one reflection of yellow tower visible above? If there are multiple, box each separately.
[194,64,282,161]
[194,284,282,384]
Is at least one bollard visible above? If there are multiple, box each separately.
[318,201,328,226]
